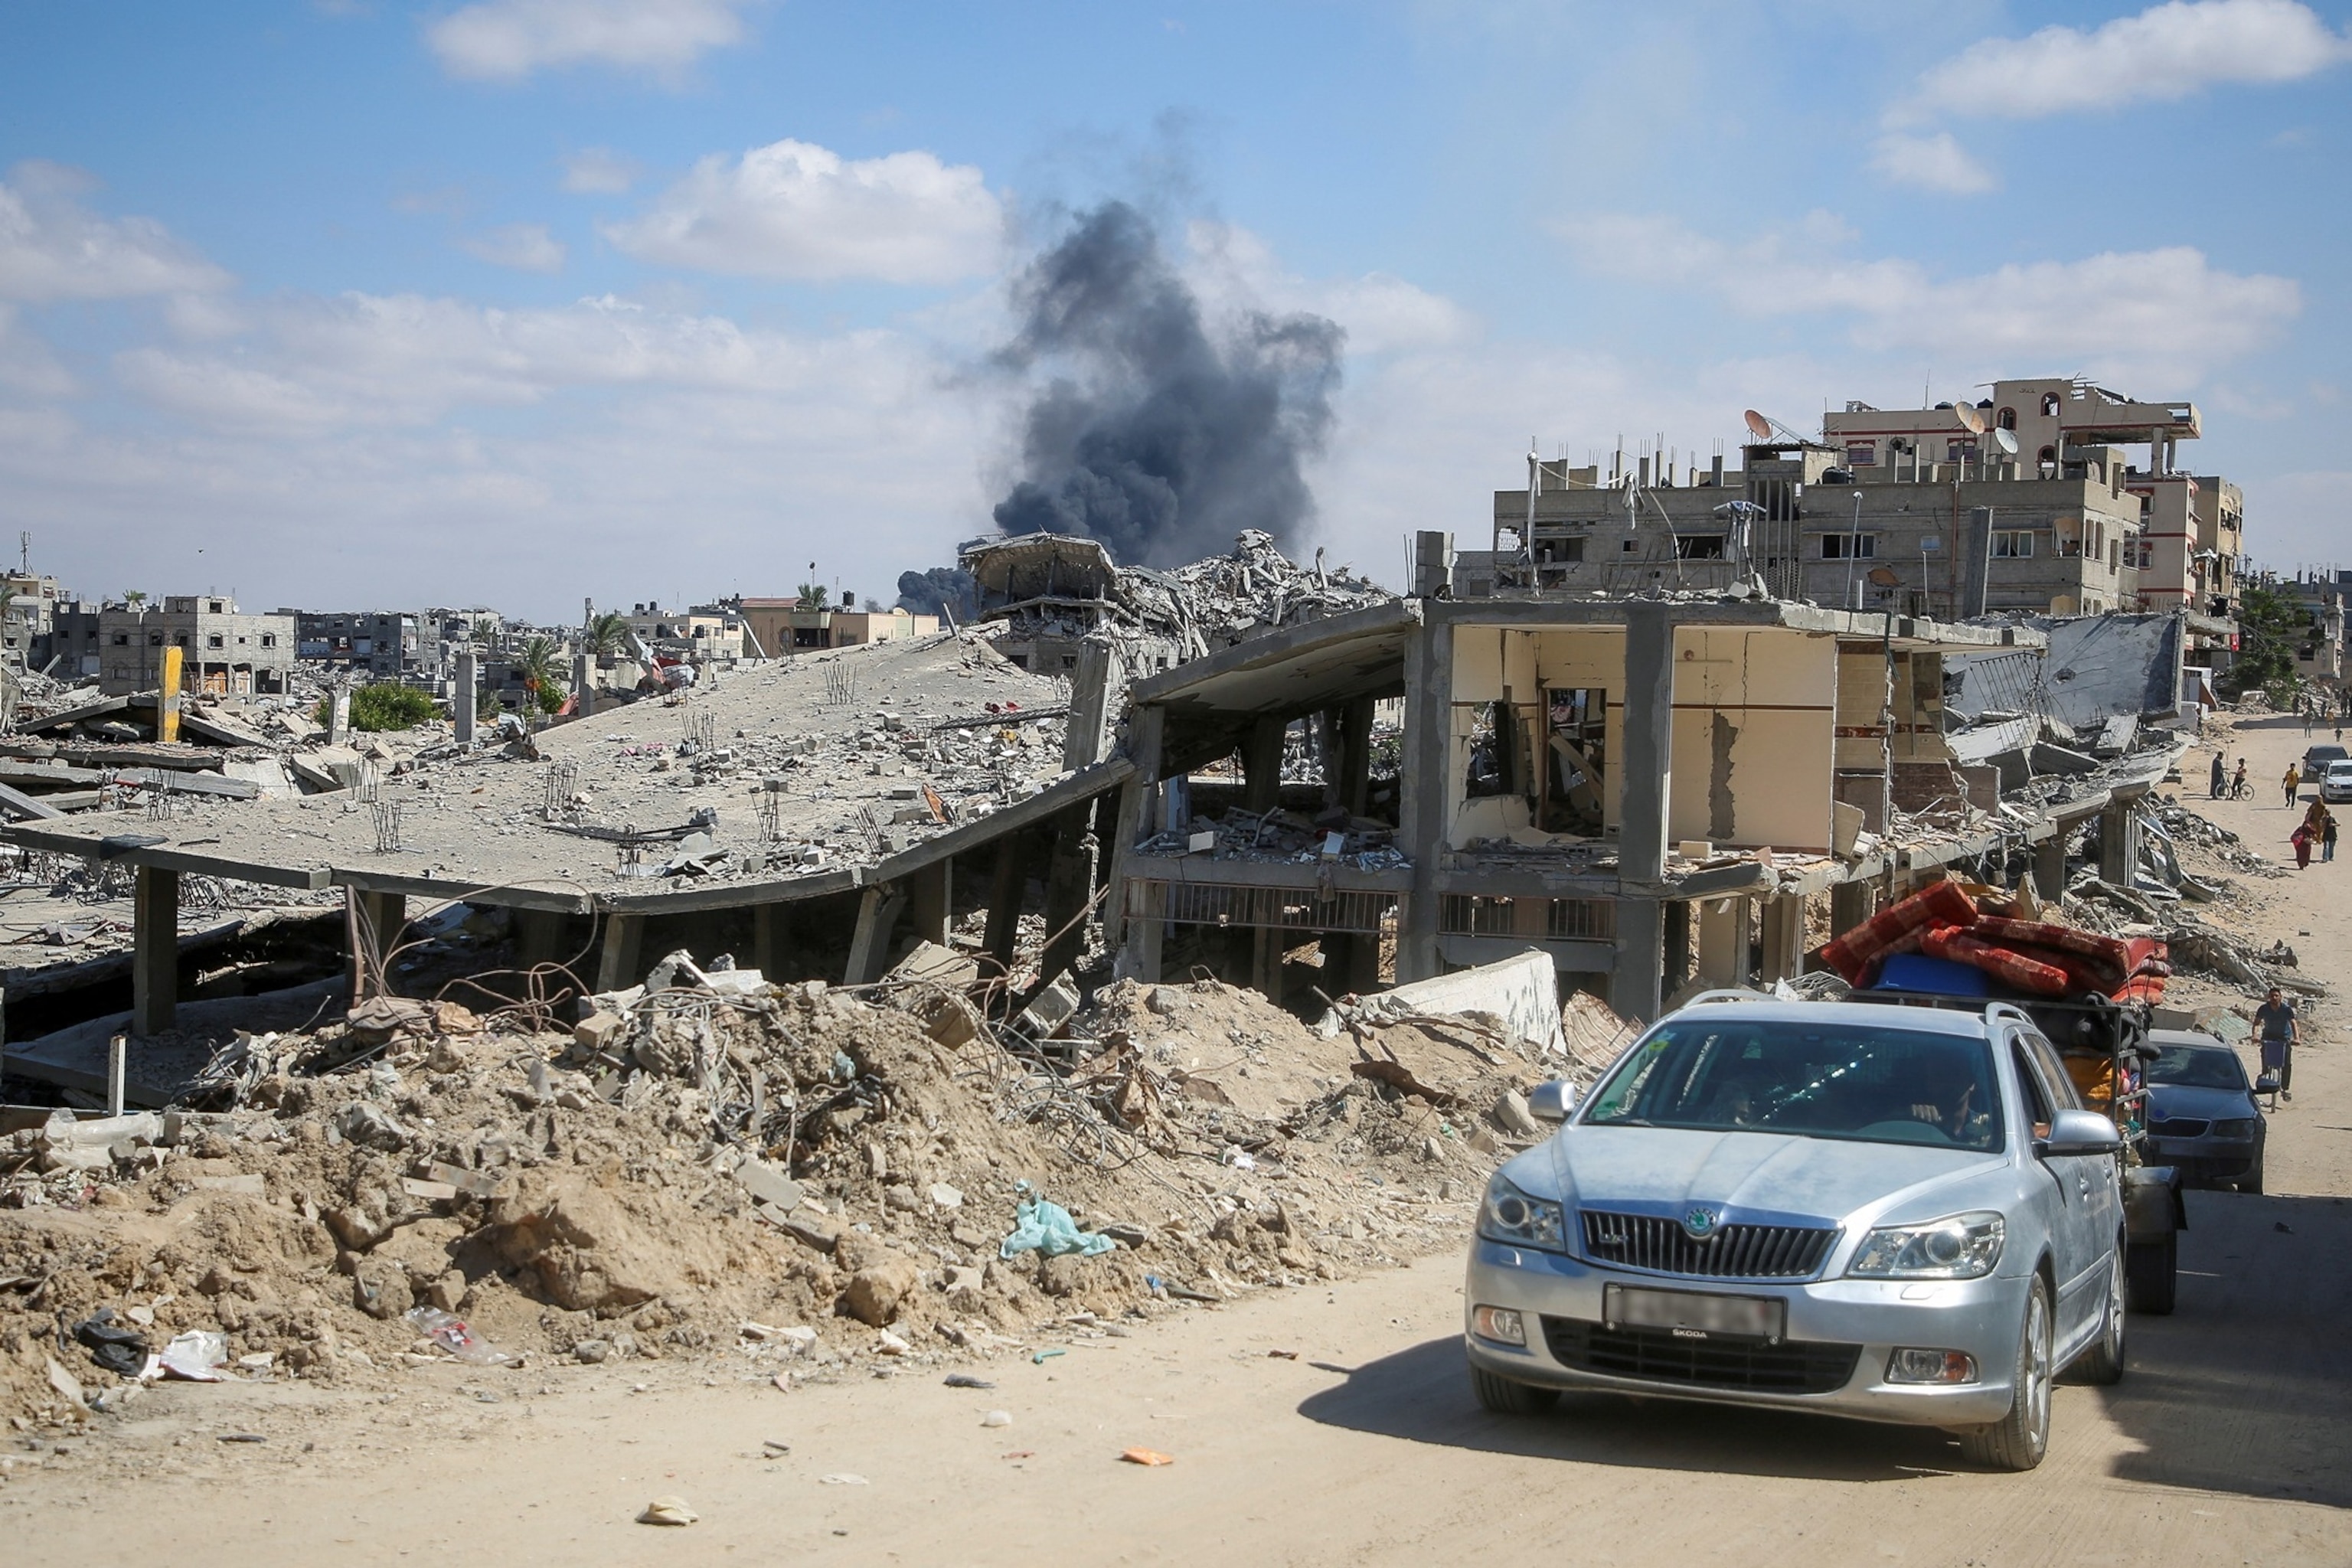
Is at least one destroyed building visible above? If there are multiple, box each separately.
[292,609,426,684]
[1487,378,2241,640]
[90,596,296,698]
[726,596,939,658]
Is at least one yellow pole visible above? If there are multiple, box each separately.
[158,645,183,743]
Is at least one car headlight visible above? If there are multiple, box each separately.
[1478,1174,1566,1251]
[1847,1211,2005,1280]
[2211,1119,2259,1139]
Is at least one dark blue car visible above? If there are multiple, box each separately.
[2142,1030,2266,1193]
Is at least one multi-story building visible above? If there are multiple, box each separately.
[95,596,296,696]
[626,603,749,665]
[1,572,63,669]
[1486,377,2245,626]
[290,609,425,683]
[728,596,938,658]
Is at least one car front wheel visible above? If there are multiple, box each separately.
[1961,1278,2053,1472]
[2071,1248,2126,1386]
[1470,1363,1560,1416]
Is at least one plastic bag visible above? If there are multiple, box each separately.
[998,1194,1116,1260]
[154,1330,230,1382]
[405,1307,516,1366]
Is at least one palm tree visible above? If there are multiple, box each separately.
[124,590,147,609]
[515,634,566,716]
[795,581,828,610]
[586,610,631,658]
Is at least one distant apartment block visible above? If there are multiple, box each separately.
[291,609,425,682]
[92,596,296,696]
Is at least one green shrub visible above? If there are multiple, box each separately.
[313,683,439,732]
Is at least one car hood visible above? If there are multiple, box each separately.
[1538,1125,2004,1227]
[2148,1085,2257,1122]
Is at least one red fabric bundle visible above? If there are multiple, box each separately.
[1821,880,1981,982]
[1970,917,2135,976]
[1919,927,2073,996]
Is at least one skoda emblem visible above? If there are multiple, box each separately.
[1681,1206,1722,1240]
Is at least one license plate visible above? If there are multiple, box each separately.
[1605,1284,1785,1343]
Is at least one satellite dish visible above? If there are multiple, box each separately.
[1867,565,1903,588]
[1993,426,2020,456]
[1953,402,1984,434]
[1743,409,1773,442]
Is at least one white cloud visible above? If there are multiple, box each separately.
[605,139,1004,285]
[0,163,232,304]
[427,0,752,83]
[1867,132,1998,194]
[0,305,75,398]
[560,147,639,194]
[1183,220,1477,355]
[1895,0,2352,123]
[1553,212,2300,386]
[458,222,568,273]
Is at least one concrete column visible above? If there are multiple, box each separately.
[1060,639,1117,769]
[1695,895,1751,987]
[1334,696,1374,818]
[982,835,1030,982]
[1251,923,1284,1004]
[1131,880,1165,983]
[132,864,179,1037]
[1035,806,1096,988]
[573,652,595,720]
[1242,715,1287,815]
[455,651,477,745]
[1829,880,1873,938]
[2098,798,2139,885]
[1609,897,1664,1024]
[1397,619,1451,983]
[1104,704,1163,956]
[908,861,952,948]
[844,883,906,985]
[514,909,565,970]
[348,889,407,998]
[1618,603,1675,885]
[2034,836,2068,900]
[1661,900,1693,998]
[753,901,791,979]
[1758,893,1805,983]
[597,910,645,992]
[326,684,351,746]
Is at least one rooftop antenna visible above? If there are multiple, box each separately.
[16,531,26,574]
[1743,407,1812,445]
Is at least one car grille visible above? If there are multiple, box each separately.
[1542,1318,1860,1396]
[2151,1118,2211,1138]
[1580,1210,1838,1279]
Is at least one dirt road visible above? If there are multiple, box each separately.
[6,715,2350,1566]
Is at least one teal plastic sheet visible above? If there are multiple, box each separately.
[999,1195,1116,1259]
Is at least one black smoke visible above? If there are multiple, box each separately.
[988,202,1343,568]
[896,566,977,622]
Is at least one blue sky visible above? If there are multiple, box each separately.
[2,0,2347,620]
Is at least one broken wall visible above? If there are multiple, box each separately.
[1664,627,1834,852]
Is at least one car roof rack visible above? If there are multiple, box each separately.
[1982,1001,2035,1028]
[1680,988,1779,1008]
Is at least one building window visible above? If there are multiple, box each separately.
[2040,393,2060,417]
[1992,531,2037,559]
[1997,407,2017,431]
[1821,533,1878,560]
[260,633,276,647]
[1945,437,1978,462]
[207,600,224,613]
[113,632,130,646]
[1536,538,1586,564]
[1844,443,1877,467]
[1674,535,1726,560]
[1621,538,1638,552]
[207,634,224,648]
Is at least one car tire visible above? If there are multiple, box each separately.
[1961,1277,2053,1472]
[2126,1233,2177,1316]
[2072,1249,2126,1387]
[1469,1364,1559,1416]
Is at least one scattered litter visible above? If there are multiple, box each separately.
[1119,1447,1175,1466]
[944,1374,996,1390]
[1031,1349,1066,1365]
[637,1496,698,1527]
[999,1192,1116,1260]
[818,1473,871,1486]
[404,1308,515,1367]
[981,1410,1012,1428]
[155,1331,231,1383]
[217,1432,268,1444]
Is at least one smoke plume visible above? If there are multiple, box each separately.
[895,565,977,621]
[988,202,1343,567]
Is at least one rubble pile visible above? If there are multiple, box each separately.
[0,959,1603,1430]
[1137,805,1408,871]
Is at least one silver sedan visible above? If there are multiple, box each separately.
[1463,998,2127,1471]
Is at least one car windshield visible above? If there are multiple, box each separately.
[2147,1045,2248,1092]
[1582,1018,2004,1151]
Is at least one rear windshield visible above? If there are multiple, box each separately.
[1583,1018,2005,1152]
[2147,1045,2248,1092]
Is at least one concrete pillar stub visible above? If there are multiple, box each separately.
[1829,880,1873,937]
[1242,715,1286,815]
[573,652,596,720]
[1396,621,1449,983]
[454,652,478,745]
[132,865,180,1037]
[1695,895,1752,987]
[1758,893,1805,983]
[1618,604,1675,884]
[1609,897,1665,1024]
[598,911,645,992]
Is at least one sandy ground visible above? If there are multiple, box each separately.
[5,713,2349,1566]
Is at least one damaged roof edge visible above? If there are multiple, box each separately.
[1129,599,1426,707]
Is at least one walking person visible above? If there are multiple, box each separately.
[2325,812,2339,863]
[2233,758,2250,799]
[2255,985,2298,1103]
[2293,822,2313,870]
[2284,763,2301,807]
[2211,753,2226,799]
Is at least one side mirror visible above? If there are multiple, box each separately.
[1526,1080,1577,1124]
[2038,1108,2123,1158]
